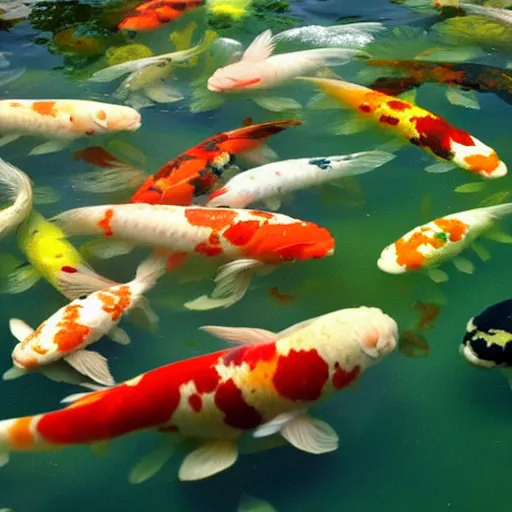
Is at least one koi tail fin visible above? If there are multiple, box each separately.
[0,158,33,239]
[0,415,45,466]
[56,264,120,300]
[131,255,167,294]
[481,202,512,221]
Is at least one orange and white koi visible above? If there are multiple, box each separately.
[3,255,166,387]
[0,158,32,240]
[0,306,398,481]
[378,202,512,282]
[50,204,335,309]
[206,150,394,210]
[0,100,141,156]
[298,77,507,179]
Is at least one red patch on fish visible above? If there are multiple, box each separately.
[188,393,202,413]
[359,104,372,113]
[332,363,360,389]
[31,101,57,117]
[194,243,223,257]
[61,266,77,274]
[97,208,115,237]
[97,286,132,321]
[223,343,277,369]
[387,100,410,111]
[273,349,329,401]
[223,220,262,246]
[185,208,238,231]
[214,378,262,429]
[379,115,399,126]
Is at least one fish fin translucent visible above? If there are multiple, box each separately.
[33,185,59,205]
[427,268,449,283]
[106,140,146,166]
[178,439,238,481]
[185,259,263,310]
[2,265,40,294]
[471,242,491,261]
[242,29,275,62]
[253,411,303,438]
[0,134,20,147]
[189,86,226,113]
[64,350,116,387]
[424,162,455,174]
[251,96,302,112]
[445,88,480,110]
[125,94,155,111]
[239,144,277,165]
[307,92,346,110]
[128,441,176,484]
[263,196,282,211]
[129,296,160,333]
[238,494,278,512]
[417,46,484,62]
[0,67,25,87]
[397,89,417,104]
[80,239,135,260]
[199,325,276,345]
[71,165,147,195]
[38,362,91,386]
[29,139,71,156]
[276,316,324,338]
[2,366,28,381]
[281,413,339,454]
[109,326,130,345]
[145,83,184,104]
[375,137,408,153]
[483,228,512,244]
[89,58,155,83]
[453,256,474,274]
[9,318,34,342]
[57,264,119,300]
[91,440,110,456]
[60,388,101,404]
[454,182,486,194]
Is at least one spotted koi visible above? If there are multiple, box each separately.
[131,120,301,206]
[298,77,507,179]
[4,256,166,387]
[378,202,512,279]
[0,306,398,482]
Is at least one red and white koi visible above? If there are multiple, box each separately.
[50,204,335,309]
[378,202,512,283]
[0,306,398,481]
[3,256,166,387]
[298,77,507,179]
[206,150,395,210]
[0,100,141,156]
[0,157,32,240]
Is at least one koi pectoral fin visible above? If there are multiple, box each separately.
[251,96,302,112]
[445,88,480,110]
[424,162,456,174]
[1,265,41,295]
[9,318,34,342]
[80,239,135,260]
[427,268,449,283]
[453,256,474,274]
[29,139,71,156]
[0,134,21,148]
[2,366,28,381]
[178,439,238,481]
[109,326,131,345]
[128,440,176,484]
[64,350,116,387]
[238,494,278,512]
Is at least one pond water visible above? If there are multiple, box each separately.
[0,0,511,511]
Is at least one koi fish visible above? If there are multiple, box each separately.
[298,77,507,179]
[206,150,394,210]
[195,29,366,112]
[365,59,512,108]
[0,158,32,240]
[131,120,301,205]
[50,204,335,309]
[0,100,141,156]
[118,0,203,32]
[377,202,512,283]
[3,255,166,387]
[0,306,398,481]
[88,39,211,110]
[456,3,512,27]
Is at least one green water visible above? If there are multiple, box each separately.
[1,1,512,511]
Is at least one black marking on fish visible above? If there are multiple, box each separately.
[309,158,332,170]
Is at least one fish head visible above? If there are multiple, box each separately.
[453,136,508,179]
[207,62,262,93]
[119,12,161,32]
[11,335,51,370]
[89,104,141,133]
[377,243,405,274]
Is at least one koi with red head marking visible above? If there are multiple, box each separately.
[50,203,335,309]
[0,307,398,482]
[298,76,507,179]
[131,120,302,206]
[4,256,166,387]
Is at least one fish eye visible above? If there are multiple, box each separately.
[78,294,88,300]
[31,229,38,236]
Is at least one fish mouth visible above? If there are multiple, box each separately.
[459,343,497,369]
[326,248,334,257]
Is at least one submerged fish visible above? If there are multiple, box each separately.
[0,100,141,156]
[131,120,301,205]
[366,59,512,108]
[0,306,398,481]
[0,158,32,240]
[50,204,335,310]
[206,150,395,210]
[118,0,203,32]
[4,255,166,387]
[378,202,512,283]
[299,77,507,179]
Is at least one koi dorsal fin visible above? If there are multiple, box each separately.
[242,29,276,62]
[199,325,276,345]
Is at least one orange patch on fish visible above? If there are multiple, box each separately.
[98,208,115,237]
[223,220,262,246]
[97,286,132,321]
[184,208,238,231]
[31,101,57,117]
[9,102,22,107]
[433,218,468,242]
[96,110,107,121]
[463,152,501,177]
[395,228,445,269]
[268,286,294,305]
[165,252,188,271]
[53,304,91,352]
[8,417,34,449]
